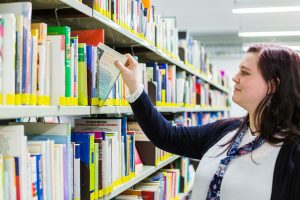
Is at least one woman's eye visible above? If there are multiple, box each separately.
[241,71,248,75]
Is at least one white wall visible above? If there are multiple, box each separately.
[211,56,247,118]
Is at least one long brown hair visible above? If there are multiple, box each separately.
[228,44,300,146]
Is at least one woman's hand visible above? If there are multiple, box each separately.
[114,54,141,94]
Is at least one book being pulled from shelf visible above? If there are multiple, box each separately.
[97,43,128,107]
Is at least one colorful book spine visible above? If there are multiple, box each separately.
[74,144,81,200]
[47,26,72,105]
[71,36,79,106]
[78,43,88,106]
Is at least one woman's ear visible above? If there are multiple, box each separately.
[268,78,280,94]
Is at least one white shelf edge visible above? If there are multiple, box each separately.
[0,106,91,119]
[60,0,93,17]
[91,106,229,115]
[0,105,229,119]
[107,155,180,199]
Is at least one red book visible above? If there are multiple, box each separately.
[141,191,155,200]
[15,157,21,200]
[71,29,105,46]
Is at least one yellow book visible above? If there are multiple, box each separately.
[89,134,95,198]
[78,43,88,105]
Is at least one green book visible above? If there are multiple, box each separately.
[47,26,71,104]
[78,43,88,106]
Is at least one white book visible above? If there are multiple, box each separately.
[30,155,38,200]
[74,144,80,200]
[1,14,16,105]
[47,35,66,106]
[15,15,23,97]
[30,35,38,102]
[106,132,119,186]
[54,144,64,200]
[96,43,127,106]
[70,43,75,101]
[27,141,47,200]
[0,2,32,98]
[37,42,47,100]
[0,125,27,200]
[102,139,109,190]
[3,156,17,200]
[45,41,51,102]
[70,144,74,199]
[0,154,3,200]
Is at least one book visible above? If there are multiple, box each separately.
[74,144,81,200]
[78,43,88,106]
[0,2,32,105]
[0,154,3,200]
[31,23,48,105]
[47,26,72,105]
[0,125,28,200]
[10,122,72,200]
[47,35,66,106]
[27,141,47,200]
[1,14,16,105]
[71,29,105,46]
[71,132,95,200]
[96,43,127,106]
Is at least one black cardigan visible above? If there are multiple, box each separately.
[130,91,300,200]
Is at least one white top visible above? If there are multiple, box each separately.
[127,84,144,103]
[191,128,282,200]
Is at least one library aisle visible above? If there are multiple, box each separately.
[2,0,297,200]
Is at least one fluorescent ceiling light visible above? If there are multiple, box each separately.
[238,31,300,37]
[233,6,300,14]
[242,45,300,51]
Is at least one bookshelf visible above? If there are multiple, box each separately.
[106,155,180,199]
[0,0,230,199]
[19,0,229,94]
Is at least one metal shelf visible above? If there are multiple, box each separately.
[106,155,180,199]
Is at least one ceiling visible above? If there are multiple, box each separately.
[152,0,300,57]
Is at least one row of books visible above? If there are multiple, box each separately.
[174,112,225,127]
[83,0,179,58]
[0,116,173,200]
[0,2,228,108]
[178,31,229,89]
[80,0,227,85]
[114,157,195,200]
[141,62,228,108]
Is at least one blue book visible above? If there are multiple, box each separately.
[86,45,94,102]
[158,63,168,104]
[71,132,95,200]
[31,154,43,200]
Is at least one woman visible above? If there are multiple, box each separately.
[115,44,300,200]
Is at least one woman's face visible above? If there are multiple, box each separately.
[232,53,269,113]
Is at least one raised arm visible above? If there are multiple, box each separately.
[115,54,239,159]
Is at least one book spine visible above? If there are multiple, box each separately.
[78,43,88,106]
[47,27,71,103]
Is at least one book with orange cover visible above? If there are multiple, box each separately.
[71,29,105,46]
